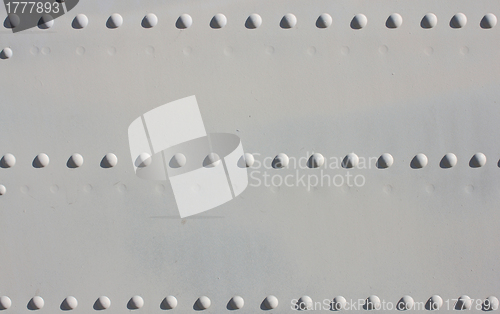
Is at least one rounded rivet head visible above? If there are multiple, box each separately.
[142,13,158,28]
[203,153,221,167]
[377,153,394,169]
[0,185,6,195]
[470,152,487,167]
[316,13,332,28]
[298,296,313,310]
[273,153,289,168]
[176,14,192,29]
[196,296,211,310]
[245,13,262,29]
[308,153,325,168]
[35,153,50,168]
[342,153,359,168]
[162,296,178,309]
[129,296,144,309]
[97,296,111,309]
[421,13,438,28]
[73,14,88,29]
[440,153,457,168]
[428,295,443,310]
[264,295,278,309]
[411,153,428,169]
[481,13,497,29]
[351,14,367,29]
[1,153,16,168]
[456,295,472,310]
[210,13,227,29]
[170,153,186,168]
[332,296,347,310]
[398,295,414,311]
[38,14,54,29]
[1,47,13,59]
[31,296,44,310]
[63,296,78,310]
[229,296,244,309]
[68,153,84,168]
[0,296,11,309]
[365,295,381,310]
[386,13,403,28]
[136,152,152,168]
[280,13,297,28]
[484,296,499,311]
[243,153,254,167]
[103,153,118,168]
[451,13,467,28]
[6,14,20,28]
[107,13,123,28]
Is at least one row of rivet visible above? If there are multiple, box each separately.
[0,152,492,169]
[5,12,498,30]
[0,295,498,311]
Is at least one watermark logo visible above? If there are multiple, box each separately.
[3,0,79,33]
[128,96,249,218]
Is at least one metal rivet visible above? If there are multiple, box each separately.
[5,14,20,28]
[398,295,414,310]
[142,13,158,28]
[377,153,394,169]
[136,152,152,168]
[245,13,262,29]
[470,152,487,168]
[298,296,313,310]
[244,153,254,167]
[107,13,123,28]
[263,295,278,309]
[68,153,84,168]
[428,295,443,310]
[365,295,381,310]
[41,47,51,55]
[34,153,50,168]
[176,14,192,29]
[229,296,244,310]
[411,153,428,169]
[103,153,118,168]
[342,153,359,168]
[386,13,403,28]
[97,296,111,310]
[1,47,13,59]
[0,296,11,309]
[440,153,457,168]
[128,296,144,309]
[38,14,54,29]
[456,295,472,310]
[351,14,367,29]
[280,13,297,29]
[451,13,467,28]
[316,13,332,28]
[210,13,227,29]
[481,13,497,29]
[162,296,177,309]
[20,185,29,194]
[421,13,438,29]
[308,153,325,168]
[196,296,211,310]
[484,296,499,311]
[63,296,78,310]
[170,153,186,168]
[332,296,347,310]
[272,153,289,169]
[30,296,44,310]
[0,185,6,195]
[203,153,221,167]
[72,14,88,29]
